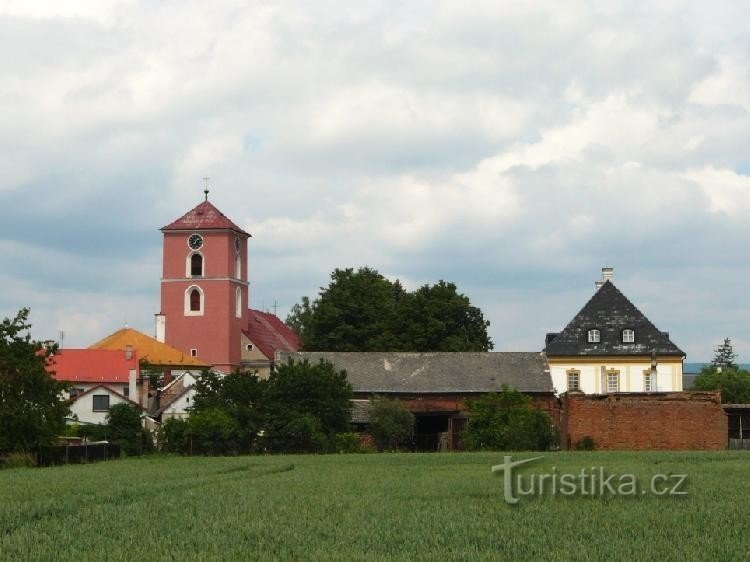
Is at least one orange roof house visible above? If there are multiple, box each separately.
[90,327,209,370]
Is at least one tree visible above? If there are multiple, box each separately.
[368,397,415,451]
[287,267,492,352]
[188,408,239,455]
[712,338,739,370]
[0,308,70,454]
[262,359,352,453]
[106,403,143,456]
[461,387,556,451]
[693,366,750,404]
[191,369,266,453]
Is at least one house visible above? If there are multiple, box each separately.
[242,308,301,376]
[277,351,556,451]
[47,349,145,424]
[544,267,685,395]
[154,193,300,373]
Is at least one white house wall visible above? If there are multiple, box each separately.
[70,389,136,425]
[549,360,683,395]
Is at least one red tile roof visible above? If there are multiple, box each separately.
[243,309,301,360]
[161,200,250,235]
[47,349,139,383]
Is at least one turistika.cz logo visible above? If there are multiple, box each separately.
[491,456,688,505]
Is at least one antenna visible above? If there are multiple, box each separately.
[202,176,210,200]
[59,330,65,350]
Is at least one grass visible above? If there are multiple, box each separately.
[1,451,749,561]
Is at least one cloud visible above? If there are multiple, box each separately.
[2,1,750,362]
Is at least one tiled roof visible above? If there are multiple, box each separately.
[277,352,553,393]
[244,309,301,360]
[544,280,684,357]
[89,328,209,368]
[48,349,138,383]
[161,200,249,235]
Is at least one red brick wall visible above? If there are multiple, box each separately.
[560,391,727,450]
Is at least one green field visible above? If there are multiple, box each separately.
[1,451,749,561]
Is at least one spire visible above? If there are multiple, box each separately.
[202,176,210,201]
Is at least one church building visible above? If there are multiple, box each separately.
[155,192,299,374]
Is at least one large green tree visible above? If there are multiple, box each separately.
[0,308,70,454]
[287,267,492,351]
[262,359,352,453]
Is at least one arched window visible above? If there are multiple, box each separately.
[191,253,203,276]
[235,287,242,318]
[190,289,201,311]
[185,285,204,315]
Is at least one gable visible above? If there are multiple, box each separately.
[544,281,684,357]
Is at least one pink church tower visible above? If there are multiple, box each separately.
[156,190,250,373]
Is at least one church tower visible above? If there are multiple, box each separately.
[157,192,250,372]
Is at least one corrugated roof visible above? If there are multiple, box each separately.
[161,200,249,235]
[244,309,301,360]
[48,349,138,383]
[90,328,210,368]
[277,352,553,393]
[544,280,684,357]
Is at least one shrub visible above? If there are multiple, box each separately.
[335,432,361,454]
[574,436,596,451]
[77,424,109,442]
[462,387,556,451]
[188,408,238,455]
[159,417,190,454]
[106,404,144,456]
[368,398,415,451]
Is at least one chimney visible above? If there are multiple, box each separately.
[155,314,166,343]
[141,375,150,410]
[125,345,133,361]
[128,369,137,401]
[602,266,614,283]
[594,281,603,291]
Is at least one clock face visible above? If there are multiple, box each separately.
[234,236,241,253]
[188,234,203,250]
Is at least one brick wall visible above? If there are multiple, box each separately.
[560,391,727,450]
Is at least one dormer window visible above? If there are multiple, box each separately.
[622,329,635,343]
[587,329,601,343]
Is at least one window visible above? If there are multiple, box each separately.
[622,329,635,343]
[607,371,620,393]
[567,370,580,391]
[190,289,201,311]
[587,329,601,343]
[246,343,254,351]
[185,285,204,315]
[190,253,203,276]
[235,287,242,318]
[190,348,198,357]
[92,395,110,412]
[644,371,654,392]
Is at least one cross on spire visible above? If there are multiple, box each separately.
[202,176,210,200]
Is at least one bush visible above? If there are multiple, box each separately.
[77,424,109,442]
[574,436,596,451]
[368,398,415,451]
[106,404,143,456]
[462,387,556,451]
[188,408,238,455]
[335,432,361,454]
[159,418,190,454]
[1,452,37,469]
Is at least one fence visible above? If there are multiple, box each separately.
[36,443,121,467]
[729,438,750,451]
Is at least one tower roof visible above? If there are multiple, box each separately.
[544,280,684,357]
[161,200,250,236]
[90,327,210,368]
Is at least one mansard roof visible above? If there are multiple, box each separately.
[544,280,684,357]
[161,200,249,235]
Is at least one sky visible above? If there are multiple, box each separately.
[2,1,750,361]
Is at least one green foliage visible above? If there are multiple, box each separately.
[0,308,70,454]
[159,417,190,454]
[693,365,750,403]
[462,387,556,451]
[368,397,415,451]
[0,452,37,469]
[262,359,352,453]
[106,403,144,456]
[287,267,492,352]
[711,337,739,370]
[76,424,109,442]
[574,436,596,451]
[334,432,361,454]
[188,408,239,455]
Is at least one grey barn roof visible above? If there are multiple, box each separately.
[544,280,684,357]
[276,352,553,394]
